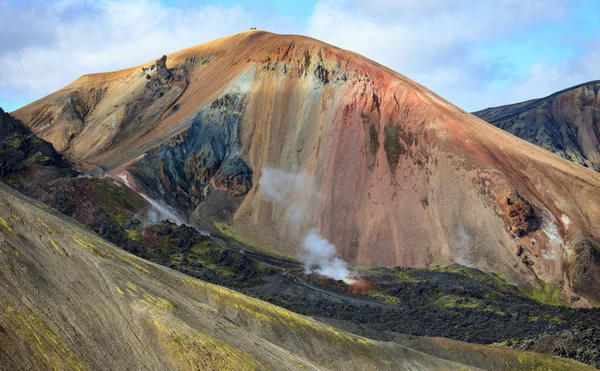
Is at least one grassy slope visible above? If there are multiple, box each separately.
[0,183,593,370]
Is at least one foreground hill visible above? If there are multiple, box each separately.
[1,107,599,367]
[2,182,593,370]
[12,31,600,305]
[473,81,600,171]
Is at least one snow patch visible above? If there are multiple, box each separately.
[561,214,571,229]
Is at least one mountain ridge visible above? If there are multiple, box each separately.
[473,80,600,171]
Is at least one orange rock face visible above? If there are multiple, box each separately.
[12,31,600,305]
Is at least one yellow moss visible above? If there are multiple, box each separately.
[152,318,260,370]
[521,276,564,306]
[3,244,20,257]
[0,217,14,234]
[10,214,23,224]
[126,282,174,312]
[179,276,378,355]
[92,238,150,275]
[365,290,400,304]
[126,282,142,292]
[513,352,591,370]
[37,217,57,235]
[213,222,295,261]
[434,295,480,309]
[72,235,103,257]
[125,229,140,241]
[1,301,84,370]
[47,238,65,255]
[431,263,513,289]
[116,286,125,296]
[118,253,151,275]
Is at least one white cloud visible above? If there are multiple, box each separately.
[305,0,600,110]
[0,0,294,103]
[1,0,598,112]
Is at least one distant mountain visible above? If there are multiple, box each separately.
[473,81,600,171]
[12,31,600,306]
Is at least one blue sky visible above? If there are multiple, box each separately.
[1,0,599,112]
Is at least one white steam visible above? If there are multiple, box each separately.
[302,229,354,284]
[114,172,209,235]
[259,167,319,235]
[115,173,184,225]
[259,167,356,283]
[140,193,185,226]
[541,217,566,261]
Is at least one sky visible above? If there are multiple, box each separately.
[1,0,599,112]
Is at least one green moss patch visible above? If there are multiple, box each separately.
[383,125,406,169]
[369,123,379,155]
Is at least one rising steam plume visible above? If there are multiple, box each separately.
[259,167,355,283]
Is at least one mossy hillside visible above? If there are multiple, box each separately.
[173,272,593,371]
[430,263,515,290]
[39,177,147,242]
[152,318,260,371]
[0,298,84,371]
[0,109,74,183]
[257,264,600,358]
[121,221,274,289]
[213,222,296,261]
[177,275,383,359]
[520,275,563,307]
[0,184,332,370]
[397,334,595,371]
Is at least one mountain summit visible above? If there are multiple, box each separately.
[12,31,600,306]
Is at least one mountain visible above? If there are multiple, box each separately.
[12,31,600,306]
[3,181,594,370]
[473,81,600,171]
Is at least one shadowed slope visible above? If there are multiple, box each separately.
[473,81,600,171]
[12,31,600,306]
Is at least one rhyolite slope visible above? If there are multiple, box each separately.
[2,182,593,370]
[473,81,600,171]
[12,31,600,306]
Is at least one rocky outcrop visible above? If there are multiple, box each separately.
[473,81,600,171]
[505,189,540,238]
[155,55,172,80]
[0,108,74,189]
[126,92,252,218]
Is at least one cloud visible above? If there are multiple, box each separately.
[306,0,599,110]
[1,0,598,112]
[0,0,296,107]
